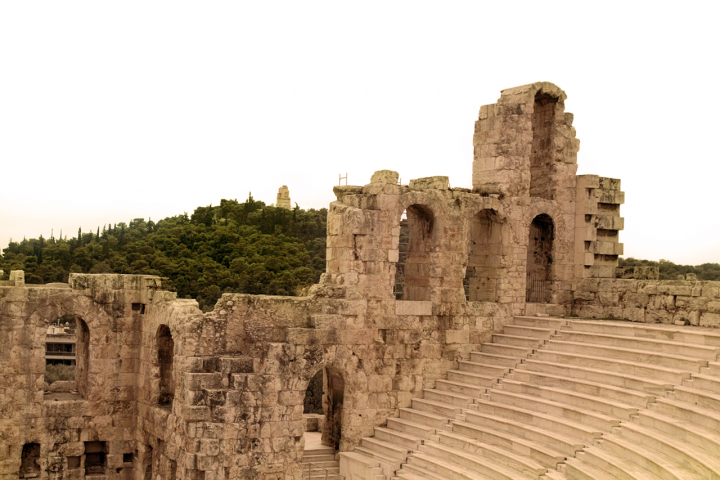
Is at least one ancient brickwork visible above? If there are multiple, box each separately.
[2,82,711,480]
[574,277,720,327]
[574,175,625,279]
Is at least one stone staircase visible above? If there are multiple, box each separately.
[342,316,720,479]
[302,442,342,479]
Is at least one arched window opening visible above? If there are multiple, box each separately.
[322,367,344,449]
[527,214,554,303]
[464,210,503,302]
[156,325,175,407]
[44,315,89,399]
[530,92,558,200]
[395,205,434,301]
[304,369,324,415]
[20,443,40,478]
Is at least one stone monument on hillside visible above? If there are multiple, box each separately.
[277,185,291,210]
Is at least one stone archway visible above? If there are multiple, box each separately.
[527,214,554,303]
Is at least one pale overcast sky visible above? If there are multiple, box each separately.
[1,1,719,265]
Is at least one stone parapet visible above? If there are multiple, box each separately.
[573,278,720,327]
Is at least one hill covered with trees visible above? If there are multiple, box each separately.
[0,197,327,311]
[619,257,720,281]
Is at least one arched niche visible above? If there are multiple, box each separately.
[526,214,554,303]
[464,209,503,302]
[530,91,559,200]
[156,325,175,407]
[394,204,434,301]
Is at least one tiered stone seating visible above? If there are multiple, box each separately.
[341,316,720,479]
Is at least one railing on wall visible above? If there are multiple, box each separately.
[526,274,550,303]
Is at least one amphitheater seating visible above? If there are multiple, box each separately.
[343,316,720,479]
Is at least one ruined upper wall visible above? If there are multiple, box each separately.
[473,81,580,201]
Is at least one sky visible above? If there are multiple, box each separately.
[1,1,719,265]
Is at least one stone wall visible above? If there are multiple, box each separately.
[573,277,720,327]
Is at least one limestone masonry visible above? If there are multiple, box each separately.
[2,82,720,479]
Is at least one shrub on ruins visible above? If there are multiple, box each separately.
[0,197,327,311]
[619,257,720,281]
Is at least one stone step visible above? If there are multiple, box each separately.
[617,422,720,479]
[685,372,720,394]
[487,386,619,431]
[499,377,639,419]
[411,398,463,418]
[503,325,556,339]
[512,316,567,329]
[633,408,720,457]
[386,417,436,438]
[305,445,336,452]
[557,329,720,359]
[665,395,720,427]
[520,358,674,395]
[300,460,339,469]
[479,342,534,357]
[373,426,423,450]
[352,447,402,478]
[672,385,720,411]
[545,339,708,371]
[446,370,497,387]
[301,453,336,463]
[435,379,486,397]
[399,408,450,429]
[566,320,720,347]
[302,473,342,480]
[469,351,521,367]
[577,446,659,480]
[471,397,603,444]
[406,452,491,480]
[562,456,618,480]
[450,420,565,469]
[395,469,441,480]
[531,349,692,384]
[398,462,452,480]
[541,468,569,480]
[701,360,720,375]
[360,437,409,460]
[422,388,473,407]
[492,334,545,347]
[460,409,584,456]
[599,433,702,480]
[418,440,536,480]
[437,430,547,477]
[458,360,510,377]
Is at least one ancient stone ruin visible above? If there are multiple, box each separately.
[2,82,720,479]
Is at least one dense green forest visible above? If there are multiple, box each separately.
[0,197,327,311]
[619,257,720,281]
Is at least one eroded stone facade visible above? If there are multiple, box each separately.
[1,82,717,479]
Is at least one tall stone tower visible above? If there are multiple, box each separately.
[277,185,291,210]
